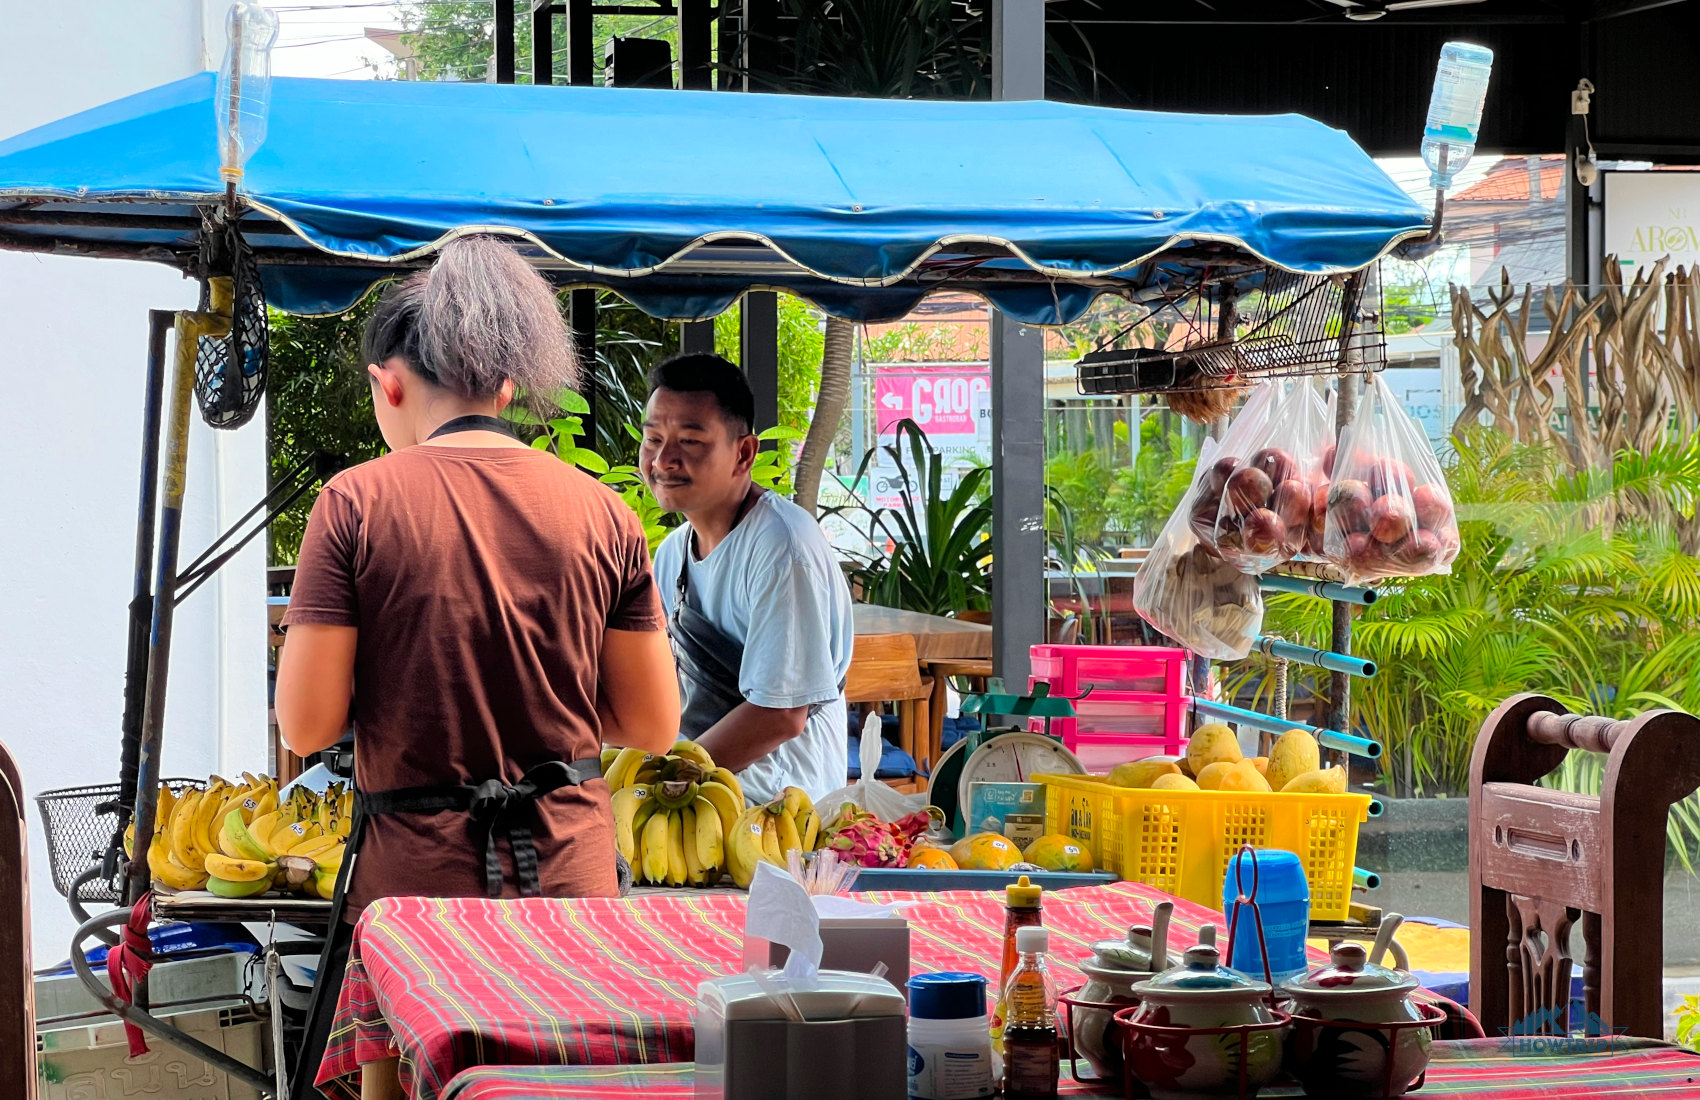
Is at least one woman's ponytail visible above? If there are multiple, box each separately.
[363,235,580,408]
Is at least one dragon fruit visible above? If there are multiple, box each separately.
[820,803,909,868]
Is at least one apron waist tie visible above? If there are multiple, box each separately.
[356,758,600,898]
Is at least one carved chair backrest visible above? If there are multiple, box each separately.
[0,738,35,1097]
[1469,694,1700,1039]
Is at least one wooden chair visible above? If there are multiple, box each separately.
[0,738,36,1097]
[845,634,932,795]
[1468,693,1700,1039]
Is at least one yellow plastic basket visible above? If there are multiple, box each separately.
[1036,773,1373,921]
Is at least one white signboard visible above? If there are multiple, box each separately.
[1603,171,1700,278]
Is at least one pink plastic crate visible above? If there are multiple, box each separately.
[1027,644,1189,767]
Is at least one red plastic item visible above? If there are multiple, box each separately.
[1027,645,1189,767]
[107,893,155,1056]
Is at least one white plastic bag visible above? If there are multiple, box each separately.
[1135,439,1265,660]
[817,713,933,826]
[1323,374,1461,584]
[1186,381,1331,574]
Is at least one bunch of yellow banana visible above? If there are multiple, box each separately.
[724,786,819,889]
[607,741,753,888]
[139,772,352,900]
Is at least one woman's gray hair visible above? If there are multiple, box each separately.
[362,236,580,407]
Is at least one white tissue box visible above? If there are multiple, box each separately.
[741,917,910,987]
[694,970,908,1100]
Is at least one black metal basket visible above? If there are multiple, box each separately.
[1075,265,1388,396]
[34,778,203,902]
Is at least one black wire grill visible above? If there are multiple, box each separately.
[1076,265,1388,397]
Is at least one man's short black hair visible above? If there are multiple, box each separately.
[646,353,756,437]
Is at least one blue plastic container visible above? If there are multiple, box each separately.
[1221,849,1310,983]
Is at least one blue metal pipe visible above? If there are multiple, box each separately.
[1259,574,1378,605]
[1256,637,1377,679]
[1190,698,1383,760]
[1354,867,1381,889]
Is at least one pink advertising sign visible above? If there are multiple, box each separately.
[874,365,990,436]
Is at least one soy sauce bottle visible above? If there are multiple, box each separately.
[1000,925,1060,1100]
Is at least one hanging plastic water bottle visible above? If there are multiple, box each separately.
[215,2,281,187]
[1421,42,1494,190]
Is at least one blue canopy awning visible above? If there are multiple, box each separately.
[0,73,1428,322]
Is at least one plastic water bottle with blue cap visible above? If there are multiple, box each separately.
[1421,42,1494,190]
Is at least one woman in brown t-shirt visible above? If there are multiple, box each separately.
[275,237,678,914]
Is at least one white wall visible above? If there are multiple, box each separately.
[1,1,270,965]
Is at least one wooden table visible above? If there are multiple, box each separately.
[851,604,991,660]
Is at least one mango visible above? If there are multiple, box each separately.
[1185,723,1243,776]
[1266,729,1321,794]
[1282,765,1348,795]
[1251,756,1269,777]
[1023,835,1094,873]
[1108,758,1182,789]
[1195,761,1239,791]
[1218,760,1272,793]
[1149,773,1200,792]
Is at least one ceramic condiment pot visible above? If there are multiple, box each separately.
[1281,942,1433,1098]
[1123,945,1287,1100]
[1073,902,1174,1079]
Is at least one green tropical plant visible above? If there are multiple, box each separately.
[827,419,992,616]
[1234,427,1700,808]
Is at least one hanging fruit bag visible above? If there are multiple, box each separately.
[1323,374,1461,584]
[1135,438,1265,660]
[1186,380,1331,575]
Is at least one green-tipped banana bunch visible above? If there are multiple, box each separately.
[137,772,352,900]
[608,740,779,888]
[724,786,819,889]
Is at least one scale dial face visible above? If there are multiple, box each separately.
[957,732,1085,818]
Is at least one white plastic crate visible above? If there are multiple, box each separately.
[37,1007,267,1100]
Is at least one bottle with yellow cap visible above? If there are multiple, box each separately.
[990,874,1044,1052]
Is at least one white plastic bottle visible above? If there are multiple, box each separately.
[907,972,995,1099]
[1421,42,1495,189]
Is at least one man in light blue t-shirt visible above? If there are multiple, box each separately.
[641,353,853,805]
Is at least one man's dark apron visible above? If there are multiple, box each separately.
[289,413,606,1100]
[670,536,748,738]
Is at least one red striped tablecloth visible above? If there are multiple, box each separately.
[316,881,1235,1100]
[439,1039,1700,1100]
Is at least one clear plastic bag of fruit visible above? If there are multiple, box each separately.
[1186,380,1331,575]
[1323,373,1461,583]
[1135,439,1265,660]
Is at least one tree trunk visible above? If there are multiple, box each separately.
[794,316,855,515]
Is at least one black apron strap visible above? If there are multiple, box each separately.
[426,413,518,440]
[669,543,747,739]
[355,757,601,898]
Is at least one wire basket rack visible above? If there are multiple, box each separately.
[1076,265,1388,397]
[34,778,204,902]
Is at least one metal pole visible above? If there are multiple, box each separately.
[114,311,173,837]
[1328,275,1364,738]
[990,312,1045,690]
[681,321,715,354]
[741,291,780,436]
[493,0,516,84]
[989,0,1047,692]
[567,0,593,86]
[125,285,232,904]
[530,0,554,85]
[678,0,713,90]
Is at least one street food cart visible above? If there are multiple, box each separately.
[0,67,1431,1097]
